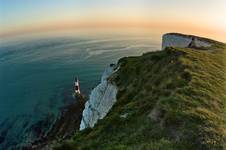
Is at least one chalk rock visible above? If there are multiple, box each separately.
[162,33,211,50]
[80,65,118,130]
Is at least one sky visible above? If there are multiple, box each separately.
[0,0,226,41]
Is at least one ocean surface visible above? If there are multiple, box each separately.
[0,30,161,149]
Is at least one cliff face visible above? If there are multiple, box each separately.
[80,65,118,130]
[162,33,212,50]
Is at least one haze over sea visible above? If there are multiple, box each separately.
[0,29,160,148]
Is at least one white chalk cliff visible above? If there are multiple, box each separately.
[79,33,212,131]
[80,65,118,130]
[162,33,212,50]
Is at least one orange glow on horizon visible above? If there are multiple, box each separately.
[1,18,226,43]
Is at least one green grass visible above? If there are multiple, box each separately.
[54,40,226,150]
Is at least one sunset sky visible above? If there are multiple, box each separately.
[0,0,226,41]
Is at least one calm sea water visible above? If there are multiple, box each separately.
[0,30,161,148]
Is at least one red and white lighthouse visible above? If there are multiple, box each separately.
[74,77,81,94]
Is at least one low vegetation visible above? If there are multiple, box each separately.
[55,39,226,150]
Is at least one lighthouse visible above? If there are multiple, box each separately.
[74,77,81,94]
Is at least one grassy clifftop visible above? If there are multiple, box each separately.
[55,38,226,150]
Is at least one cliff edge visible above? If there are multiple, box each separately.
[80,65,118,130]
[55,33,226,150]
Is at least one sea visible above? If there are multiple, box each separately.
[0,29,161,149]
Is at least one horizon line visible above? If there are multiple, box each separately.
[1,20,226,43]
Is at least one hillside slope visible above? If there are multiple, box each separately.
[55,35,226,150]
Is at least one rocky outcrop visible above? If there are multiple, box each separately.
[80,65,118,130]
[29,95,85,149]
[162,33,212,50]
